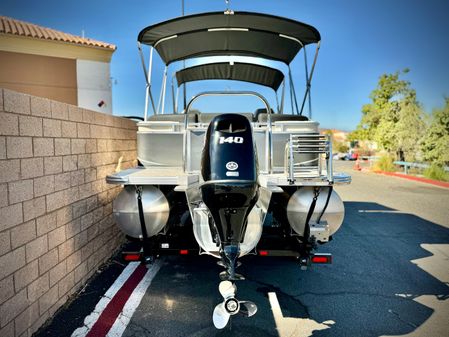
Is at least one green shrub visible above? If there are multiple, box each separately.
[423,164,449,182]
[374,154,395,172]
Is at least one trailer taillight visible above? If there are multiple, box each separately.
[123,253,141,261]
[179,249,189,255]
[259,250,268,256]
[311,254,332,264]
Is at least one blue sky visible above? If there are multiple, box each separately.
[1,0,449,130]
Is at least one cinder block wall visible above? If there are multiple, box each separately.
[0,89,137,337]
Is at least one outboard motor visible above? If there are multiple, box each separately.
[200,114,259,280]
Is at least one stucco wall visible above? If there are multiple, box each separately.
[0,88,137,337]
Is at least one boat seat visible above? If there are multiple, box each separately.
[198,113,254,124]
[147,113,197,123]
[257,113,309,123]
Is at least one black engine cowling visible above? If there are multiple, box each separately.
[200,114,259,247]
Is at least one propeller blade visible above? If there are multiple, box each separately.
[218,281,236,299]
[239,301,258,317]
[213,303,230,329]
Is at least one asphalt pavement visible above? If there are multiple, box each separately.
[37,161,449,337]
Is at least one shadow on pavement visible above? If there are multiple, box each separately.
[37,201,449,337]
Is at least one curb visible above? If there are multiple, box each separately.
[372,170,449,189]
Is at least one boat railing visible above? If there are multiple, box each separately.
[284,133,333,183]
[183,91,273,174]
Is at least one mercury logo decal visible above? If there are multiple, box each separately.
[226,161,238,171]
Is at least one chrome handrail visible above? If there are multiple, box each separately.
[182,91,272,174]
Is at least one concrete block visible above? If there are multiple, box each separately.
[71,139,86,154]
[0,275,14,305]
[77,123,90,138]
[68,105,83,122]
[0,203,23,232]
[30,96,51,117]
[51,101,68,120]
[0,112,19,136]
[79,182,93,200]
[56,206,72,227]
[61,121,77,138]
[14,259,38,292]
[0,288,29,327]
[82,109,95,124]
[49,260,66,286]
[39,285,58,315]
[8,179,34,204]
[48,226,66,250]
[23,196,46,222]
[36,212,57,237]
[85,139,97,153]
[73,230,87,250]
[44,156,62,175]
[0,246,26,280]
[38,248,58,274]
[14,301,39,336]
[71,200,86,219]
[63,155,77,172]
[66,250,82,272]
[58,271,74,298]
[27,273,49,302]
[21,158,44,179]
[42,119,61,137]
[0,183,7,208]
[80,211,93,231]
[54,138,71,156]
[33,175,54,197]
[65,218,81,239]
[58,237,74,261]
[4,89,30,115]
[33,137,54,157]
[97,139,108,152]
[6,136,33,158]
[78,154,91,169]
[73,261,87,284]
[46,190,66,212]
[0,137,5,160]
[19,115,43,137]
[70,170,84,187]
[0,321,14,337]
[25,235,48,263]
[0,159,20,184]
[53,172,71,192]
[0,229,11,256]
[11,220,36,249]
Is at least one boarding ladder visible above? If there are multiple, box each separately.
[285,133,333,183]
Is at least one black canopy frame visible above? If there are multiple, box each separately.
[137,11,321,119]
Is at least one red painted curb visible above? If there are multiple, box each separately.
[376,171,449,189]
[86,264,147,337]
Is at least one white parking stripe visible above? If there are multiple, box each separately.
[71,261,161,337]
[106,261,162,337]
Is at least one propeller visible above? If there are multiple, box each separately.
[212,281,258,329]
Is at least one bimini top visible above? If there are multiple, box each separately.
[138,11,320,65]
[175,62,284,91]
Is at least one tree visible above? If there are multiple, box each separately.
[351,69,425,161]
[421,98,449,166]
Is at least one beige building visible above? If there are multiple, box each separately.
[0,15,116,113]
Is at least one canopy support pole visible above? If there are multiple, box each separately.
[138,43,156,120]
[288,66,300,115]
[161,66,168,115]
[300,41,321,117]
[280,79,285,114]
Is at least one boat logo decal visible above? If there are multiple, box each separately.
[226,161,238,171]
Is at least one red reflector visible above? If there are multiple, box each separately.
[124,254,141,261]
[179,249,189,255]
[259,250,269,256]
[312,255,332,264]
